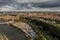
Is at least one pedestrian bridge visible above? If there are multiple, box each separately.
[0,21,15,24]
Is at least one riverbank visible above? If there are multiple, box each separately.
[10,22,37,39]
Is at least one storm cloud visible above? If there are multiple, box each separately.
[0,0,60,11]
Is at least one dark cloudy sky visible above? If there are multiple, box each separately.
[0,0,60,12]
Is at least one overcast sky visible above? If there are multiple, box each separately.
[0,0,59,3]
[0,0,60,12]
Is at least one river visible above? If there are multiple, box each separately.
[0,19,28,40]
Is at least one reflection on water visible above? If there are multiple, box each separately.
[0,19,5,23]
[27,26,36,38]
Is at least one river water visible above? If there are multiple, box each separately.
[0,21,28,40]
